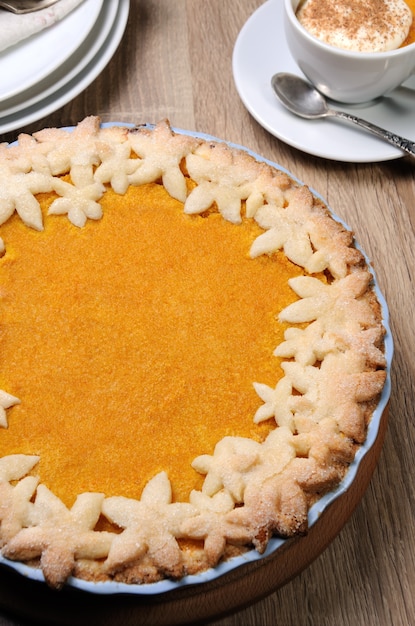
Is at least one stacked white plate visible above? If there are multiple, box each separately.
[0,0,130,135]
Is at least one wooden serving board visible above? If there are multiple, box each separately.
[0,405,388,626]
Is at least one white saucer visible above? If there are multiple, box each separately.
[0,0,103,103]
[0,0,129,136]
[232,0,415,162]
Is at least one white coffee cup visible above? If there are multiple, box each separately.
[284,0,415,103]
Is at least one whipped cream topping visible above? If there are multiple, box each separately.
[296,0,413,52]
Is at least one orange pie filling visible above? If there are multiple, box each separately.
[0,181,304,507]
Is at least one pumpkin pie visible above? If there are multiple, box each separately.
[0,117,387,589]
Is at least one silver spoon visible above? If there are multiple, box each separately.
[271,72,415,158]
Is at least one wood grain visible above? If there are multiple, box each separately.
[0,1,414,624]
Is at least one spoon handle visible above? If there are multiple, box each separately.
[333,110,415,158]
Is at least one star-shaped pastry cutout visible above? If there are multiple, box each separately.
[281,351,386,442]
[0,455,39,544]
[0,163,54,231]
[94,132,141,195]
[127,120,200,203]
[192,436,262,502]
[48,177,105,228]
[253,377,294,429]
[185,141,263,223]
[102,471,196,580]
[181,490,251,565]
[33,116,102,181]
[3,485,113,589]
[288,270,372,319]
[225,471,308,551]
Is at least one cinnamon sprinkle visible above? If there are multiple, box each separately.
[296,0,413,52]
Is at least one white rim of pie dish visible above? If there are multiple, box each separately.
[0,124,393,596]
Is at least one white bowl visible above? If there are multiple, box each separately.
[284,0,415,103]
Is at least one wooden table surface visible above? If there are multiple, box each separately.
[0,1,414,624]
